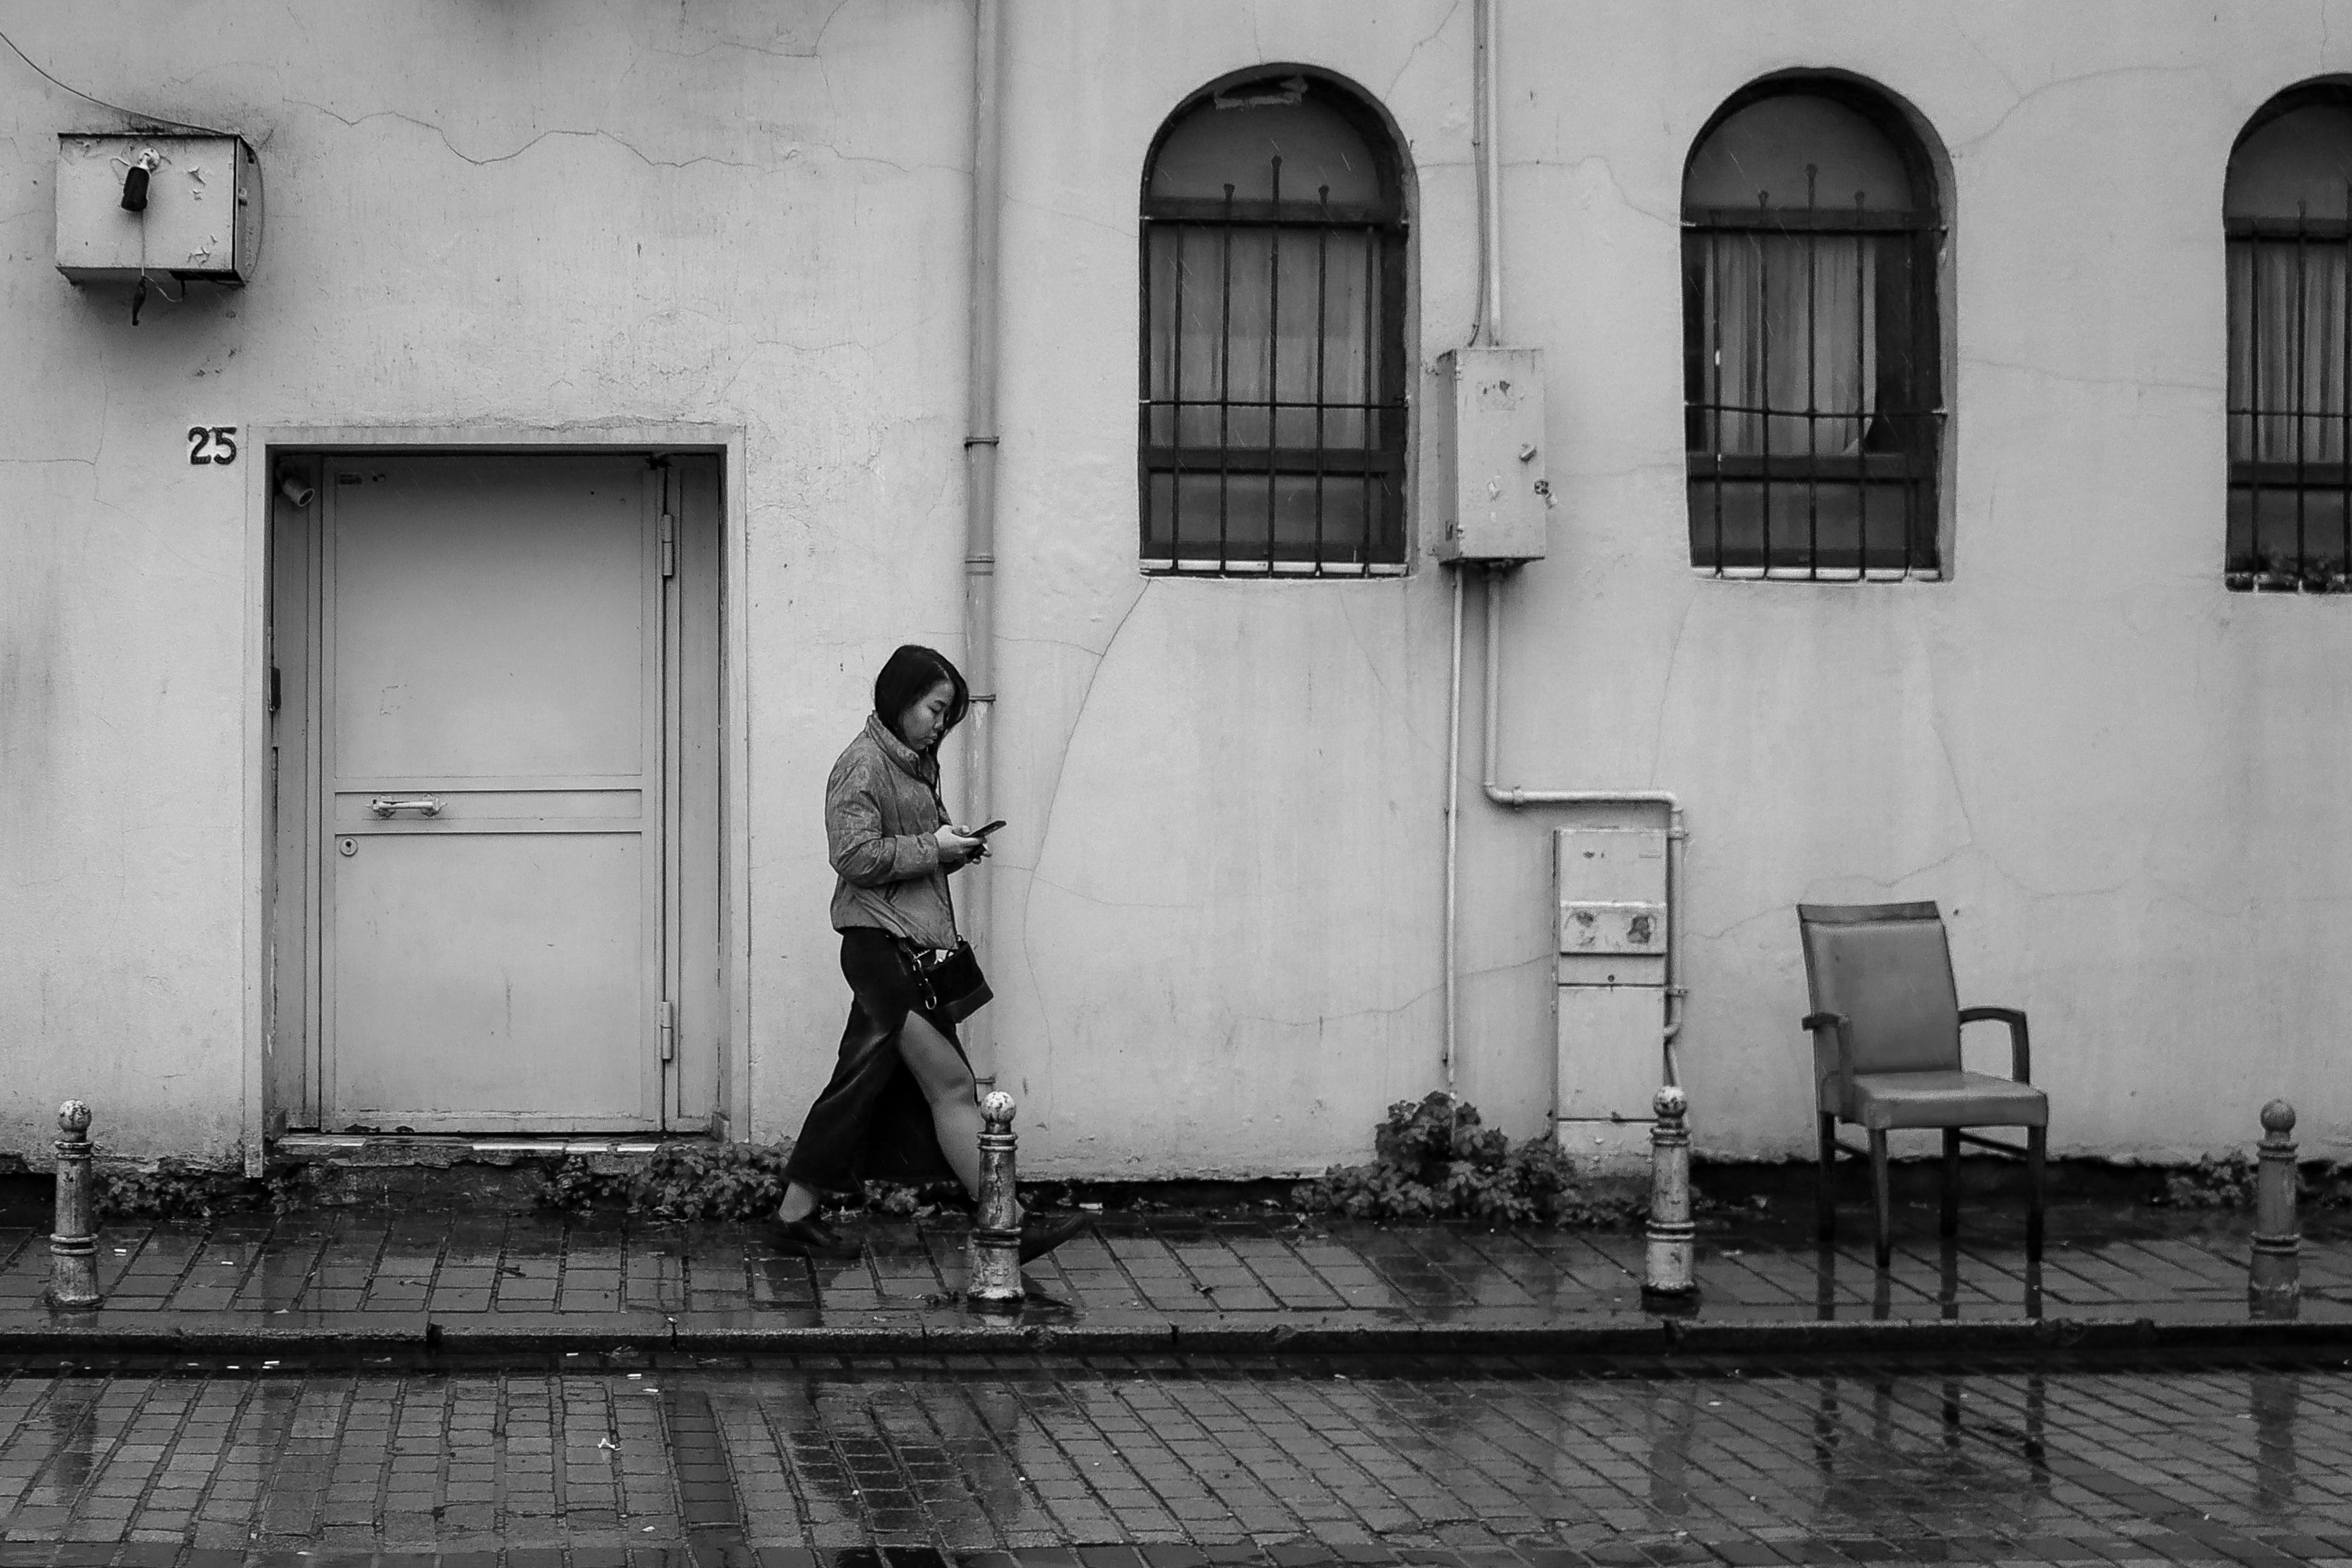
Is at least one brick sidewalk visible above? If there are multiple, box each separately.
[2,1354,2352,1561]
[0,1205,2342,1354]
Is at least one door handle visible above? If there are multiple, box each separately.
[368,796,444,818]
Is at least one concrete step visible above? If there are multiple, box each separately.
[271,1133,690,1211]
[273,1133,667,1166]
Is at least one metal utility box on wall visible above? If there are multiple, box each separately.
[1555,822,1669,1168]
[1433,347,1549,562]
[56,135,260,285]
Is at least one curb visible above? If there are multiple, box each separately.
[0,1311,2344,1363]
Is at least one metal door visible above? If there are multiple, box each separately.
[314,455,669,1132]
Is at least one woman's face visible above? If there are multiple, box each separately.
[897,679,957,751]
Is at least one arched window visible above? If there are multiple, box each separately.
[1140,72,1408,575]
[2225,88,2352,589]
[1683,81,1945,579]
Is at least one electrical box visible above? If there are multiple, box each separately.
[1433,346,1549,562]
[1555,824,1669,989]
[1555,822,1670,1168]
[56,134,260,285]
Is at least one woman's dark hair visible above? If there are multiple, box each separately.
[873,644,970,747]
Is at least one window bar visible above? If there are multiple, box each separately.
[1169,218,1187,565]
[1217,182,1236,574]
[1804,166,1820,581]
[1708,228,1725,573]
[1905,225,1925,575]
[1853,192,1870,578]
[2342,180,2350,582]
[1364,217,1381,567]
[1139,219,1153,558]
[1756,193,1772,574]
[2244,236,2257,570]
[1268,157,1284,573]
[2296,200,2310,579]
[1314,186,1331,573]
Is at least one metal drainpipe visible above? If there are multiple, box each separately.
[1444,0,1504,1092]
[1479,567,1688,1088]
[961,0,1006,1080]
[1444,569,1466,1088]
[1472,0,1502,344]
[1444,6,1686,1097]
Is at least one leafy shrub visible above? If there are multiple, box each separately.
[93,1160,242,1224]
[536,1142,964,1223]
[538,1156,631,1215]
[1294,1092,1641,1228]
[860,1179,966,1217]
[538,1141,790,1221]
[2152,1153,2257,1209]
[2148,1155,2352,1211]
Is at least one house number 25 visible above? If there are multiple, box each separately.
[187,426,238,465]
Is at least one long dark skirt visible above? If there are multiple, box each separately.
[781,927,970,1193]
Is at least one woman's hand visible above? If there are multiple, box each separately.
[934,824,984,867]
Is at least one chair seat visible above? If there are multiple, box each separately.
[1850,1070,2049,1131]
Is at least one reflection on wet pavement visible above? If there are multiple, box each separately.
[0,1357,2343,1561]
[0,1206,2341,1337]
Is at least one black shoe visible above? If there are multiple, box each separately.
[773,1215,861,1260]
[1017,1211,1091,1265]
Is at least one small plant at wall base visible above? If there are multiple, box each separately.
[2145,1153,2352,1211]
[92,1161,248,1224]
[2149,1152,2258,1209]
[536,1142,966,1222]
[1293,1092,1643,1228]
[538,1142,792,1221]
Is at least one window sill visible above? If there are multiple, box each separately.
[1141,558,1409,579]
[1696,565,1942,583]
[2226,572,2352,594]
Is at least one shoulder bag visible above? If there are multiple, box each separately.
[905,778,993,1023]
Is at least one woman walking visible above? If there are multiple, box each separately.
[772,644,1086,1264]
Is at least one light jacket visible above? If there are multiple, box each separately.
[826,712,958,950]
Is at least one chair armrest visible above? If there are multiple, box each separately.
[1959,1005,2032,1084]
[1801,1011,1856,1107]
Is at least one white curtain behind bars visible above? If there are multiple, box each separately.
[2230,241,2350,464]
[1148,225,1375,452]
[1702,232,1877,458]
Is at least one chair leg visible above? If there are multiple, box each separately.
[1941,1128,1961,1237]
[1869,1129,1892,1268]
[1817,1114,1838,1243]
[2026,1124,2046,1259]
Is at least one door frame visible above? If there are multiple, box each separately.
[241,426,750,1172]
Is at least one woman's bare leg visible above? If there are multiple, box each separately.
[897,1012,1021,1223]
[778,1180,820,1223]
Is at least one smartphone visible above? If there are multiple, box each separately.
[970,820,1006,839]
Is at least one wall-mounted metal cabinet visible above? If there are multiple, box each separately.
[1433,347,1550,563]
[1555,823,1671,1167]
[56,134,259,285]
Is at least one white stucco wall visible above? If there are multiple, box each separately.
[2,1,2348,1171]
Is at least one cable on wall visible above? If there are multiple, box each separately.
[0,28,235,137]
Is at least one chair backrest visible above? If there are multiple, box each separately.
[1796,901,1961,1112]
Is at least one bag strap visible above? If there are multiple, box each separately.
[924,767,961,946]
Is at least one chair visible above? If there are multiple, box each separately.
[1797,901,2046,1265]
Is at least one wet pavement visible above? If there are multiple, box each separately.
[0,1207,2340,1562]
[0,1204,2342,1354]
[0,1353,2348,1563]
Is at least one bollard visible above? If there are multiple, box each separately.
[48,1102,99,1310]
[966,1090,1022,1308]
[2250,1098,2300,1317]
[1642,1085,1696,1300]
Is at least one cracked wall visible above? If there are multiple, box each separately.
[0,0,978,1162]
[3,1,2350,1170]
[982,0,2352,1174]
